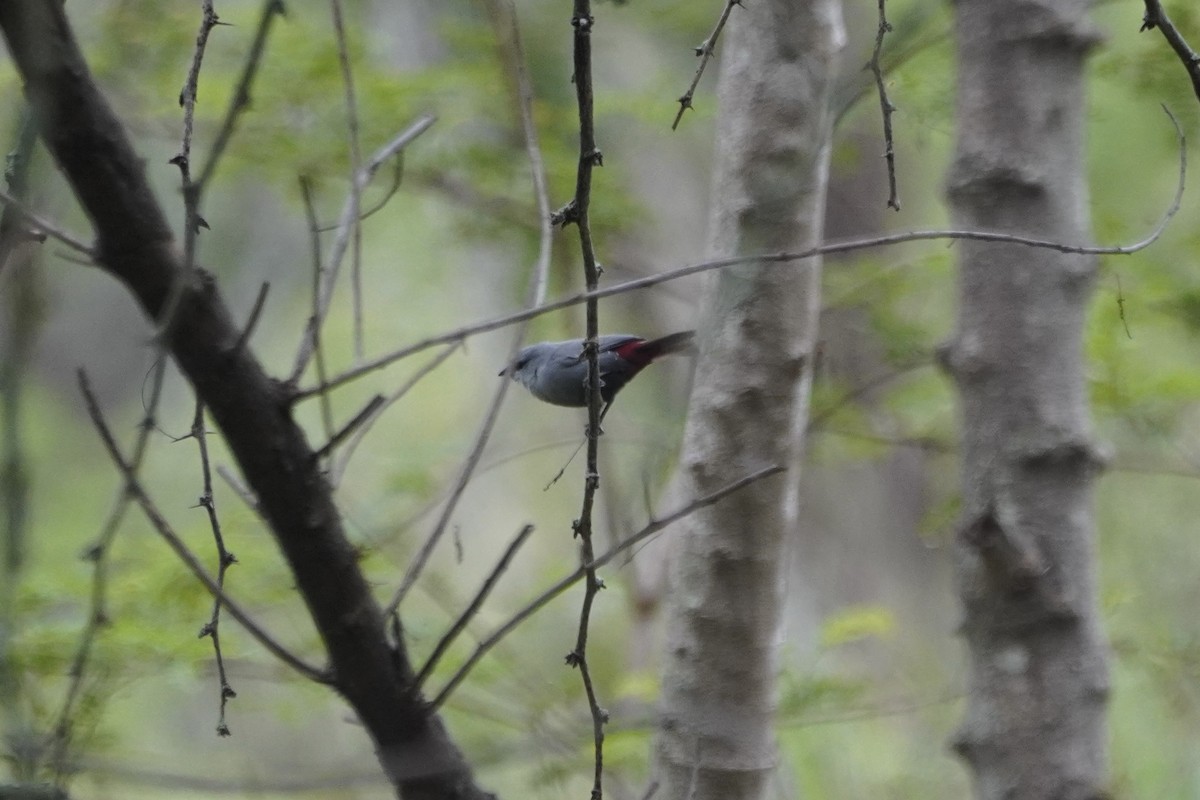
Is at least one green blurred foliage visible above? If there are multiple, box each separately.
[2,0,1200,798]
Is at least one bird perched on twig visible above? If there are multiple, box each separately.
[499,331,695,422]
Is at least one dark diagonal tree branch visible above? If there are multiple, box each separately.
[0,5,491,798]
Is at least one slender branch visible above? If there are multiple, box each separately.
[0,110,40,273]
[508,0,554,306]
[168,0,215,345]
[381,4,554,616]
[77,371,329,685]
[1142,0,1200,106]
[216,465,260,512]
[429,465,784,710]
[189,398,239,737]
[195,0,286,191]
[672,0,740,130]
[298,177,336,442]
[47,356,167,783]
[414,523,536,688]
[311,394,385,462]
[806,357,933,431]
[185,286,274,674]
[299,106,1184,401]
[316,156,405,232]
[0,109,41,780]
[383,365,516,615]
[331,343,461,487]
[1115,272,1133,339]
[296,129,1185,401]
[0,188,93,257]
[869,0,900,210]
[159,0,282,337]
[232,281,270,354]
[565,2,609,795]
[170,0,221,253]
[817,425,1200,483]
[329,0,366,359]
[288,116,437,384]
[175,12,241,733]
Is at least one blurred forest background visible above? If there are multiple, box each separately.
[1,0,1199,797]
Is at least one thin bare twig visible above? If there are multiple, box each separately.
[1115,272,1133,339]
[297,138,1185,400]
[195,0,287,192]
[299,177,336,443]
[383,364,519,615]
[414,523,536,688]
[869,0,900,210]
[429,464,784,709]
[47,356,166,783]
[289,116,436,384]
[1142,0,1200,106]
[217,465,260,512]
[297,105,1184,400]
[0,109,39,273]
[232,281,271,354]
[311,394,385,462]
[0,188,93,257]
[177,279,272,735]
[329,0,367,359]
[0,109,40,780]
[170,0,221,255]
[672,0,740,131]
[159,0,283,338]
[820,424,1200,485]
[189,398,239,737]
[317,158,407,232]
[509,0,554,307]
[77,370,329,685]
[331,342,461,487]
[806,357,933,431]
[381,4,553,617]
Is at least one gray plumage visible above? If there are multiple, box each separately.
[500,331,694,416]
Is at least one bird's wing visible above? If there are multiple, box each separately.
[596,334,642,353]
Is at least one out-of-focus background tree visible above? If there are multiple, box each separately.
[0,0,1197,797]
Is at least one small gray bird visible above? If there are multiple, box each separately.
[500,331,695,421]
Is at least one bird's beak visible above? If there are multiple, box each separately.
[498,366,509,377]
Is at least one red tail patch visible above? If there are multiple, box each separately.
[613,338,652,366]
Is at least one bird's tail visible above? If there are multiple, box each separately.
[640,330,695,360]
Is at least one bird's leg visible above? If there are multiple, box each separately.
[584,401,611,438]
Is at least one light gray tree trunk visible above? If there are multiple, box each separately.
[942,1,1110,797]
[652,2,844,799]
